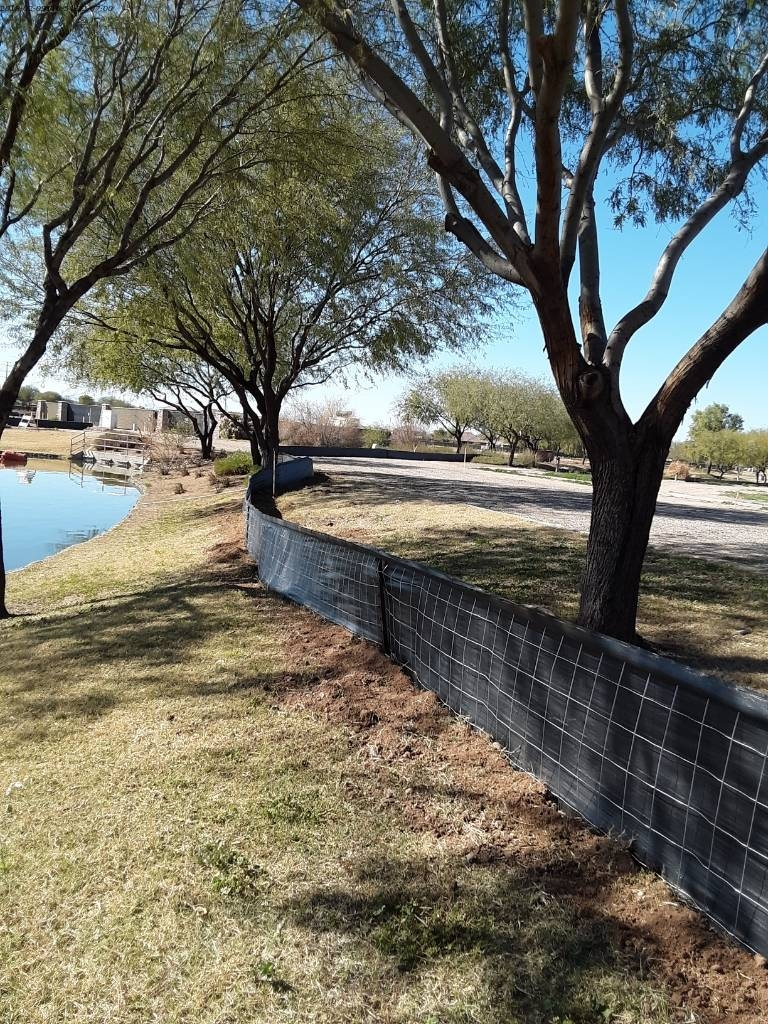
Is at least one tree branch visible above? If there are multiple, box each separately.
[293,0,536,287]
[642,248,768,440]
[560,0,633,285]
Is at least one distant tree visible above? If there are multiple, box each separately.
[541,390,582,459]
[399,369,482,452]
[487,374,538,466]
[667,440,689,463]
[77,394,96,406]
[688,404,745,474]
[283,399,363,448]
[688,429,745,479]
[690,403,745,435]
[390,417,425,452]
[741,430,768,484]
[97,396,132,409]
[17,385,39,403]
[70,340,230,458]
[469,370,576,465]
[37,390,63,402]
[217,414,249,442]
[468,373,503,450]
[362,426,391,448]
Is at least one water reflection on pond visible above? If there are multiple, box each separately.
[0,458,140,571]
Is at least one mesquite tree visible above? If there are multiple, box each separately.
[69,123,498,466]
[399,369,482,451]
[0,0,311,438]
[295,0,768,641]
[0,0,315,616]
[66,339,231,458]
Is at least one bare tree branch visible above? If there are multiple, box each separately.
[642,247,768,440]
[560,0,633,285]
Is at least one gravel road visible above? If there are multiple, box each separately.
[313,456,768,571]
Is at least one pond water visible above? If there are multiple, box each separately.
[0,460,140,571]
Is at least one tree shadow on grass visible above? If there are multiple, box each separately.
[349,519,767,688]
[0,556,286,749]
[274,850,694,1024]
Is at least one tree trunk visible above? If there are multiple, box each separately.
[507,439,518,466]
[0,502,9,619]
[194,405,216,460]
[199,425,215,460]
[577,440,668,642]
[253,395,281,474]
[249,434,262,465]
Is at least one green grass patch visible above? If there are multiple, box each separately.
[213,451,260,477]
[471,451,512,465]
[538,466,593,485]
[735,489,768,504]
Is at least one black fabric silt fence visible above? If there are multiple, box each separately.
[244,500,768,957]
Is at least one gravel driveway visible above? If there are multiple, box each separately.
[313,456,768,572]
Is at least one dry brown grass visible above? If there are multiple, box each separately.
[1,427,78,457]
[1,474,766,1023]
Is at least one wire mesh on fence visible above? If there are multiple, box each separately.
[245,500,768,957]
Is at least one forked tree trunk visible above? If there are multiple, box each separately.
[198,426,215,461]
[577,437,669,643]
[259,399,280,472]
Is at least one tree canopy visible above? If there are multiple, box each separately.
[67,108,500,462]
[401,367,580,459]
[690,403,745,435]
[70,335,231,458]
[0,0,319,437]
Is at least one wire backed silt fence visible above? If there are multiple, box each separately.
[244,500,768,958]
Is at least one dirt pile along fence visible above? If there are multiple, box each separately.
[244,499,768,958]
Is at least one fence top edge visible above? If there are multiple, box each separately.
[245,501,768,722]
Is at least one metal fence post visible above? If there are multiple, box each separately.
[377,558,390,656]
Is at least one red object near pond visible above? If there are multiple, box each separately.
[0,451,28,466]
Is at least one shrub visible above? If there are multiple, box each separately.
[217,415,249,440]
[213,452,260,477]
[665,460,691,481]
[362,426,391,448]
[282,398,363,447]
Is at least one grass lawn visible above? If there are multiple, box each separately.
[736,489,768,505]
[281,474,768,694]
[2,473,766,1022]
[1,427,79,457]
